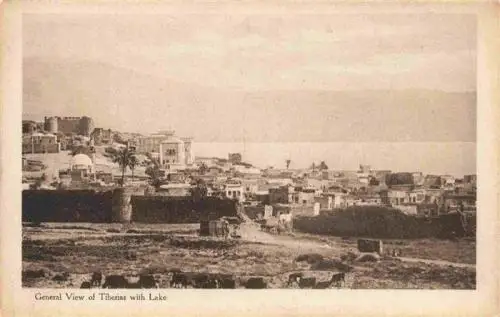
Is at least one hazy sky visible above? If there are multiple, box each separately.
[24,13,476,92]
[23,13,477,175]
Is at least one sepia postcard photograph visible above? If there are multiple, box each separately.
[1,1,499,316]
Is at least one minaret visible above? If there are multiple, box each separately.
[90,137,96,181]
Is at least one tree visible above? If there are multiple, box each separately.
[319,161,328,171]
[369,176,380,186]
[286,159,291,169]
[129,155,138,180]
[189,178,208,203]
[145,154,162,189]
[199,162,208,175]
[145,165,162,188]
[111,146,137,186]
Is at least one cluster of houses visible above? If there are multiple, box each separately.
[154,156,476,218]
[22,118,477,219]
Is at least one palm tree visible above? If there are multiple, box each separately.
[286,159,291,170]
[129,155,138,181]
[111,146,136,186]
[145,153,163,189]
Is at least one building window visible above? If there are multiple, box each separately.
[166,149,176,156]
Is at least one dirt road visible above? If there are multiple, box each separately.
[238,222,476,268]
[238,223,333,252]
[398,256,475,268]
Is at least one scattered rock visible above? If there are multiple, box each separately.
[52,272,70,282]
[125,251,137,260]
[311,258,352,272]
[295,253,324,264]
[22,269,47,279]
[80,281,91,288]
[355,252,381,262]
[340,250,359,262]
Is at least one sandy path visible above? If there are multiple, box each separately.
[238,223,334,252]
[398,257,475,268]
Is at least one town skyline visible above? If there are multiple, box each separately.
[21,113,476,177]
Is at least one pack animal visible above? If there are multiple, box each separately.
[213,274,236,289]
[331,272,346,287]
[138,274,158,289]
[287,272,304,286]
[90,272,103,287]
[218,277,236,289]
[298,276,317,289]
[102,275,130,289]
[193,273,219,289]
[170,272,189,288]
[245,277,267,289]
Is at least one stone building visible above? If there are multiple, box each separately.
[22,132,60,154]
[44,116,94,136]
[136,131,194,169]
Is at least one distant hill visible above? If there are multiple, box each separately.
[24,57,476,142]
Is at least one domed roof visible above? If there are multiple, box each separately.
[71,154,93,167]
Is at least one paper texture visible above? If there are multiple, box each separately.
[1,1,499,316]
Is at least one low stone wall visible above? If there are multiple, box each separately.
[130,196,238,223]
[23,190,239,224]
[22,189,113,223]
[293,206,444,239]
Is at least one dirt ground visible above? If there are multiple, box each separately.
[22,222,476,289]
